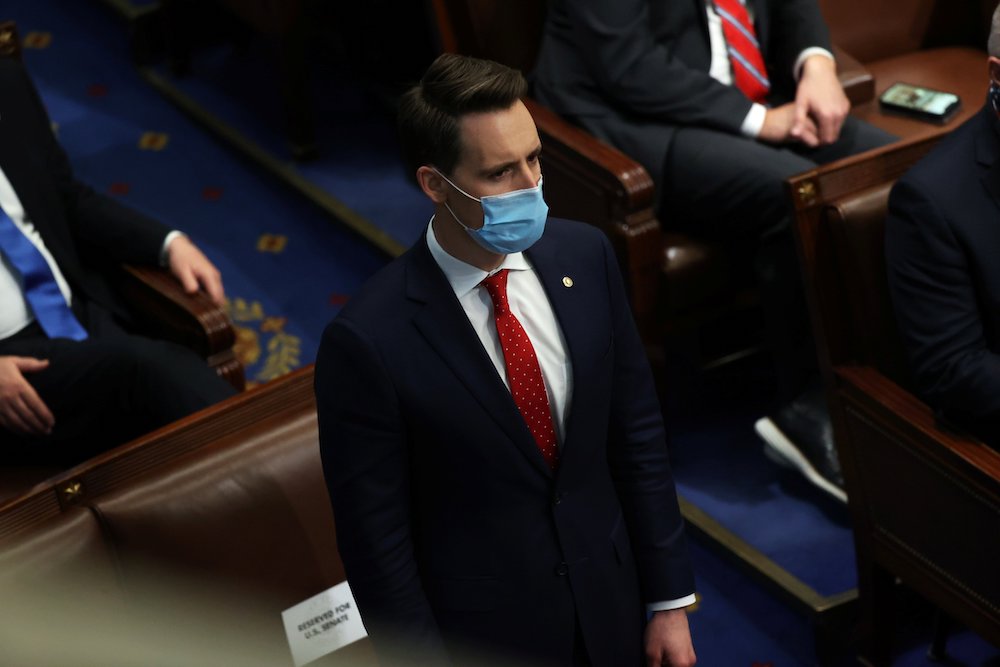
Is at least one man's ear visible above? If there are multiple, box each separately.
[989,56,1000,87]
[417,166,449,204]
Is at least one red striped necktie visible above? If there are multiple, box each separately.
[481,269,559,470]
[714,0,771,103]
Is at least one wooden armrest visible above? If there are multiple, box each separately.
[523,97,663,333]
[833,45,875,107]
[836,365,1000,479]
[118,265,244,389]
[524,97,654,217]
[835,364,1000,642]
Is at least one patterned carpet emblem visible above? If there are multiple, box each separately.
[138,131,169,151]
[256,233,288,253]
[22,31,52,49]
[228,297,302,388]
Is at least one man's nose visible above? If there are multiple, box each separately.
[512,163,538,189]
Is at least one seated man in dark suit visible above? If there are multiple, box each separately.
[0,56,236,463]
[886,6,1000,449]
[315,54,697,666]
[532,0,897,501]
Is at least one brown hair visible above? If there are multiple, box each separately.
[398,53,528,179]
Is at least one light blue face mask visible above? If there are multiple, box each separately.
[434,169,549,254]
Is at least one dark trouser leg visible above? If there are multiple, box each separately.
[661,128,818,403]
[660,119,895,403]
[0,326,235,465]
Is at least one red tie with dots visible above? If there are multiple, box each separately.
[481,269,559,470]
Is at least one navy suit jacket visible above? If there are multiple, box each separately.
[532,0,831,179]
[886,104,1000,446]
[315,219,694,666]
[0,58,168,324]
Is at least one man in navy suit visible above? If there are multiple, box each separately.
[315,54,697,666]
[886,7,1000,449]
[0,53,235,460]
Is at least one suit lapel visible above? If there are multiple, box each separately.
[526,229,601,468]
[0,80,72,269]
[406,237,554,478]
[978,106,1000,213]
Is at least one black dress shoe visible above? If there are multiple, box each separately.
[754,389,847,503]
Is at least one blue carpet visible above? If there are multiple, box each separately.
[148,39,432,251]
[6,0,389,386]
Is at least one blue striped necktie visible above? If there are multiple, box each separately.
[0,203,88,340]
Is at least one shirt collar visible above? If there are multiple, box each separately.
[426,217,531,299]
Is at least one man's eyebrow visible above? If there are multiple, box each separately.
[478,144,543,176]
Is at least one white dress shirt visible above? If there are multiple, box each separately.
[705,0,834,138]
[426,218,572,444]
[0,163,181,340]
[0,164,74,339]
[426,219,696,612]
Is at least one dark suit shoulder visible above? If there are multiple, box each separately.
[535,216,612,257]
[895,107,988,202]
[333,245,414,329]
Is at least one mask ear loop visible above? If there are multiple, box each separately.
[431,168,481,203]
[430,168,481,232]
[991,82,1000,116]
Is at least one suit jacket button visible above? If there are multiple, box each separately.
[552,492,563,505]
[555,562,569,576]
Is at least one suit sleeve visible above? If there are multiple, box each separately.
[314,318,451,666]
[598,234,696,603]
[766,0,833,84]
[15,60,168,264]
[885,178,1000,426]
[557,0,754,134]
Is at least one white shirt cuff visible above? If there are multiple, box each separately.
[794,47,835,81]
[740,103,767,139]
[646,593,698,613]
[159,230,185,267]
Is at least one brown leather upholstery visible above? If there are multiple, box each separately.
[818,1,987,143]
[788,140,1000,663]
[0,466,61,504]
[0,366,376,665]
[833,45,876,107]
[0,506,119,589]
[851,47,987,142]
[822,183,911,386]
[95,410,341,599]
[819,0,939,63]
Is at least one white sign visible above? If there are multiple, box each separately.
[281,581,368,667]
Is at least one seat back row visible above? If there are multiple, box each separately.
[0,367,374,666]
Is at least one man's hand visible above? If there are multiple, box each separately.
[760,102,818,146]
[0,356,54,437]
[794,54,850,146]
[167,234,225,306]
[645,608,696,667]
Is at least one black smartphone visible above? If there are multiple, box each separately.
[879,82,961,124]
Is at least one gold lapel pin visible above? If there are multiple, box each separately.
[562,276,574,288]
